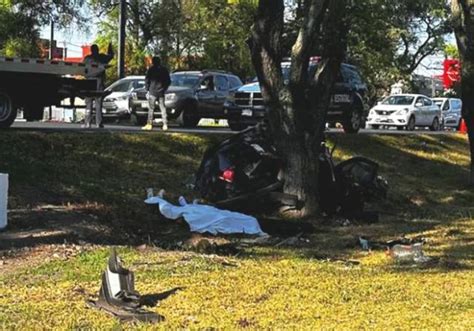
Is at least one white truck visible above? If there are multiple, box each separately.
[0,56,106,128]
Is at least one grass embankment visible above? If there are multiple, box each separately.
[0,131,473,329]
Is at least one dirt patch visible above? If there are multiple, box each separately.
[0,206,128,250]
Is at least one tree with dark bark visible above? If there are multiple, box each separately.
[248,0,348,216]
[452,0,474,186]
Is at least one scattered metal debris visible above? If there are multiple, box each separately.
[87,249,165,323]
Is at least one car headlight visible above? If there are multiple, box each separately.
[165,93,177,101]
[396,108,409,115]
[116,96,128,101]
[369,110,376,116]
[131,92,138,100]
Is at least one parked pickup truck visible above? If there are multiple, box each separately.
[224,58,369,133]
[0,56,106,128]
[129,70,243,127]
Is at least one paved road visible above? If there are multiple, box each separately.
[10,121,233,135]
[10,121,460,135]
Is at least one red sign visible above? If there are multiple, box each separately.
[443,59,461,89]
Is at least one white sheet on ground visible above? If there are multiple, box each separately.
[145,196,266,236]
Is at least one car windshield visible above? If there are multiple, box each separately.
[171,74,200,88]
[433,100,444,108]
[382,96,414,105]
[134,80,145,89]
[281,63,318,84]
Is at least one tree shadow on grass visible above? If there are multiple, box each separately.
[0,131,472,271]
[246,134,473,270]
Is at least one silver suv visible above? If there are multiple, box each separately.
[102,76,145,121]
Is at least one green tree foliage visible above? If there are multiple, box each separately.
[0,0,86,57]
[284,0,450,102]
[90,0,256,79]
[186,0,256,78]
[8,0,86,27]
[350,0,450,99]
[0,3,39,57]
[444,43,460,58]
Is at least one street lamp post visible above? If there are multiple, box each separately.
[118,0,127,79]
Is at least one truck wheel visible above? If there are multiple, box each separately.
[342,108,363,134]
[0,91,17,128]
[430,117,440,131]
[406,116,416,131]
[130,112,146,126]
[24,105,45,121]
[228,121,248,132]
[177,105,199,128]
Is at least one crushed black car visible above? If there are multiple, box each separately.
[194,125,388,218]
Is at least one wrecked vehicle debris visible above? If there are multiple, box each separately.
[194,125,287,209]
[87,249,164,323]
[194,124,388,217]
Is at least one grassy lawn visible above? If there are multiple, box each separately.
[0,131,473,329]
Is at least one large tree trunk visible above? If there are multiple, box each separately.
[452,0,474,186]
[249,0,347,215]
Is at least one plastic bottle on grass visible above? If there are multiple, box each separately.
[390,243,430,263]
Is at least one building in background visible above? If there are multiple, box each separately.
[38,39,91,63]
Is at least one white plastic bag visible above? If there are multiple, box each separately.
[0,173,8,230]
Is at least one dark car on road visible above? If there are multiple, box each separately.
[129,70,243,127]
[224,58,369,133]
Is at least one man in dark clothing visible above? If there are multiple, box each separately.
[143,56,171,131]
[83,43,114,128]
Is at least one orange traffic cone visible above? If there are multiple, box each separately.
[459,118,468,134]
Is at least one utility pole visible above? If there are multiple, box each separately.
[49,20,55,121]
[63,41,67,60]
[49,20,55,60]
[118,0,127,79]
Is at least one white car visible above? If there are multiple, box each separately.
[102,76,145,120]
[367,94,442,131]
[433,97,462,129]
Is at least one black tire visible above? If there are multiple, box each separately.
[342,108,363,134]
[130,112,146,126]
[0,91,17,128]
[24,105,45,121]
[371,125,380,130]
[430,117,440,131]
[177,104,199,128]
[406,116,416,131]
[228,121,248,132]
